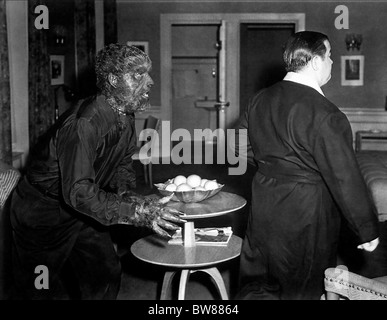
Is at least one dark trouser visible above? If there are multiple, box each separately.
[237,171,340,300]
[10,177,121,300]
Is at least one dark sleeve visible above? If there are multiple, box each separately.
[57,119,137,226]
[229,99,255,167]
[110,127,138,194]
[313,111,379,243]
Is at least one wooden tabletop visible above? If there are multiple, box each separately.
[131,234,243,268]
[165,191,247,219]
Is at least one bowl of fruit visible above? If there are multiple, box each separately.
[154,174,224,203]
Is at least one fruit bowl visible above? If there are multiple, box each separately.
[154,179,224,203]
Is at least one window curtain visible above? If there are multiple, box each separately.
[74,0,96,99]
[0,0,12,165]
[28,0,51,150]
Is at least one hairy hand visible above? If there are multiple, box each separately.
[141,197,186,238]
[122,193,186,238]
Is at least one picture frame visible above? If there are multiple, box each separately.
[341,55,364,86]
[50,55,65,85]
[126,41,149,55]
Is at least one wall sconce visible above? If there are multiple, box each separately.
[345,33,362,51]
[53,25,67,46]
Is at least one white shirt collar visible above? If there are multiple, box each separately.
[283,72,325,97]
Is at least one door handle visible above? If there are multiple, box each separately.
[214,101,230,109]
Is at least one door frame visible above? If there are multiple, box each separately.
[160,13,305,130]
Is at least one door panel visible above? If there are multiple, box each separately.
[172,58,217,142]
[171,24,219,143]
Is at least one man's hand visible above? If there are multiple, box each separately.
[357,237,379,252]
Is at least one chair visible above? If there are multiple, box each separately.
[132,115,160,188]
[324,265,387,300]
[0,161,21,300]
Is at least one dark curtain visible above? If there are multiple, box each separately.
[74,0,97,99]
[104,0,117,46]
[0,0,12,164]
[28,0,51,150]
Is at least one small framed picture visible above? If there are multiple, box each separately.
[127,41,149,55]
[341,55,364,86]
[50,55,65,85]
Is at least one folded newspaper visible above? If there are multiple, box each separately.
[168,227,233,246]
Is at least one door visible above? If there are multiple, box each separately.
[239,23,295,116]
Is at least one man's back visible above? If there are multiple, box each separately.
[247,80,351,174]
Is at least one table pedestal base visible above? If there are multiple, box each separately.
[160,267,229,300]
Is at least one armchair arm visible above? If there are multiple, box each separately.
[0,162,21,208]
[324,265,387,300]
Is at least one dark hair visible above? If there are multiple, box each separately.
[283,31,329,72]
[95,43,151,95]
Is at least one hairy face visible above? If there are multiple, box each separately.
[113,62,154,113]
[96,44,154,113]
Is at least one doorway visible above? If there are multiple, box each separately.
[239,23,295,116]
[159,13,305,159]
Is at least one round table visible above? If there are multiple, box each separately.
[130,191,247,300]
[131,234,243,300]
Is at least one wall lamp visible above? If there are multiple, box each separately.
[53,25,67,46]
[345,33,362,51]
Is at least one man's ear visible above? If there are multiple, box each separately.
[311,55,321,71]
[108,73,118,88]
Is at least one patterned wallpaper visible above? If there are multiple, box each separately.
[0,0,12,164]
[74,0,97,99]
[28,0,51,150]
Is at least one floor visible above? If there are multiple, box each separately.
[114,153,387,300]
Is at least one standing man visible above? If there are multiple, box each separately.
[235,31,379,300]
[10,44,184,300]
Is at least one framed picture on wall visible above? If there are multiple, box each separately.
[127,41,149,55]
[50,55,65,85]
[341,55,364,86]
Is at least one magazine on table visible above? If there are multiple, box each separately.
[168,227,233,246]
